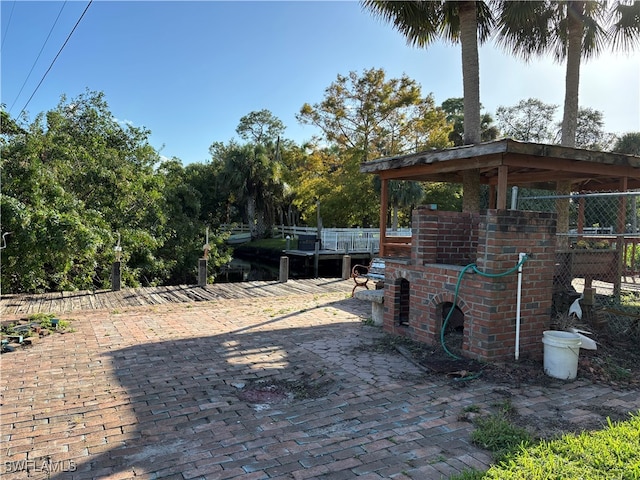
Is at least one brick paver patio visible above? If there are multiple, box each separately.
[1,282,639,479]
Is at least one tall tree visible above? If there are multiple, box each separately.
[496,1,640,148]
[236,109,285,146]
[498,0,637,243]
[496,98,559,143]
[1,91,170,292]
[362,1,495,212]
[297,68,450,226]
[216,142,283,240]
[297,67,422,162]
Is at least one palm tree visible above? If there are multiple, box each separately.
[496,1,639,247]
[362,1,494,212]
[373,177,424,229]
[496,1,640,148]
[220,143,282,240]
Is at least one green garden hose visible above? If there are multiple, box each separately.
[440,254,529,360]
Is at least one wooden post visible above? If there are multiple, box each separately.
[111,261,121,291]
[379,177,388,257]
[496,165,509,210]
[614,177,628,299]
[198,258,208,287]
[314,239,319,278]
[342,255,351,280]
[279,256,289,283]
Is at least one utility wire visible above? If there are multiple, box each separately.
[17,0,92,119]
[9,1,68,114]
[1,1,16,46]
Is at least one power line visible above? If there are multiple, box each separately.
[9,1,68,114]
[1,1,16,46]
[17,0,93,119]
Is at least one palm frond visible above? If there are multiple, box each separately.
[609,0,640,51]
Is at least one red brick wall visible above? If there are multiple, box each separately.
[384,209,557,362]
[411,208,479,266]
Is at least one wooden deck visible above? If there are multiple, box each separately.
[0,278,354,317]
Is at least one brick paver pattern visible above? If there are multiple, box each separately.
[1,283,639,479]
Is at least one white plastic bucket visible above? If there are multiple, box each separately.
[542,330,582,380]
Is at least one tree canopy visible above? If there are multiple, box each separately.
[2,48,638,294]
[0,91,230,293]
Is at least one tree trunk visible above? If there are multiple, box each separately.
[246,194,257,239]
[392,204,399,231]
[561,1,584,148]
[459,2,481,145]
[459,1,482,212]
[556,180,572,249]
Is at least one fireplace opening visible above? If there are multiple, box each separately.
[440,301,464,351]
[398,278,410,326]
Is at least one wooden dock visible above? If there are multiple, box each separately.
[0,278,354,317]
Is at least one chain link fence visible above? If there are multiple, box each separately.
[517,190,640,341]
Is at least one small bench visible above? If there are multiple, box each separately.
[354,289,385,326]
[351,257,385,296]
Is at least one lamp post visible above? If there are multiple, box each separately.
[112,233,122,291]
[199,227,209,286]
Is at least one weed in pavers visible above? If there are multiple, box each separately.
[0,313,74,353]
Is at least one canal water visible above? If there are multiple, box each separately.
[215,257,344,283]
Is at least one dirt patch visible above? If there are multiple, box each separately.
[234,370,338,408]
[358,326,640,390]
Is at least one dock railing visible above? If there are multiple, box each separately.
[223,224,412,254]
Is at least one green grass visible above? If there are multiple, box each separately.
[483,414,640,479]
[451,413,640,480]
[246,237,296,249]
[470,410,533,463]
[28,313,72,331]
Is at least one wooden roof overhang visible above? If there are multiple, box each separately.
[361,139,640,198]
[361,139,640,257]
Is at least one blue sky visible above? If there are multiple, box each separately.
[2,1,639,165]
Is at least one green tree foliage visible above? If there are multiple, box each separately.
[495,1,640,148]
[157,159,231,285]
[296,68,452,227]
[495,98,614,150]
[572,107,616,150]
[613,132,640,155]
[212,114,286,240]
[373,178,424,229]
[422,182,464,212]
[441,97,499,146]
[297,67,424,161]
[0,106,26,138]
[236,109,285,146]
[0,91,229,293]
[496,98,559,143]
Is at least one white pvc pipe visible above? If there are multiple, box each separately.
[515,252,526,360]
[511,186,519,210]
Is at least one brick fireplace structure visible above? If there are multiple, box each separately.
[383,207,557,362]
[360,140,640,362]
